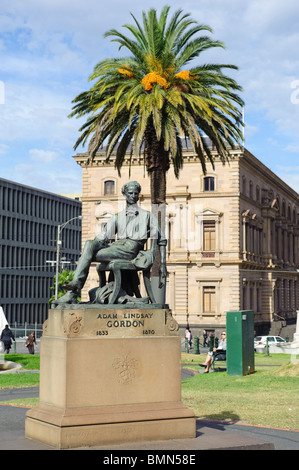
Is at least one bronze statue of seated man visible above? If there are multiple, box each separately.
[54,180,167,304]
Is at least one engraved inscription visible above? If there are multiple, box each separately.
[91,309,178,338]
[97,311,155,336]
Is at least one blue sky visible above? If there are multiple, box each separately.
[1,0,299,194]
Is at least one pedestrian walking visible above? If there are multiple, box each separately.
[25,331,38,354]
[0,325,15,354]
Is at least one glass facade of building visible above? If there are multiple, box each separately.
[0,178,82,326]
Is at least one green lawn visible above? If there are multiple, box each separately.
[2,353,40,370]
[0,354,40,389]
[181,352,299,430]
[1,352,298,431]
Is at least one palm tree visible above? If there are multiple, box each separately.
[69,6,244,298]
[69,6,244,206]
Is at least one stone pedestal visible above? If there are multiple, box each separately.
[25,306,196,449]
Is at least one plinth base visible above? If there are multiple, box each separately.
[25,306,196,449]
[26,401,195,449]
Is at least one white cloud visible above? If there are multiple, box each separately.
[9,154,82,194]
[0,80,84,148]
[0,143,9,155]
[1,0,299,193]
[277,165,299,172]
[275,171,299,193]
[29,149,59,163]
[244,123,259,138]
[284,145,299,153]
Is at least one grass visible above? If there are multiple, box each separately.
[181,351,292,367]
[0,354,40,390]
[181,352,299,430]
[0,397,38,407]
[1,352,299,430]
[2,353,40,370]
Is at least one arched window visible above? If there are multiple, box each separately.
[256,186,260,203]
[242,176,246,195]
[104,180,115,195]
[249,181,253,199]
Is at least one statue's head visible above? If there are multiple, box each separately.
[121,181,141,196]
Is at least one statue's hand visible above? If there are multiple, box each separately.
[159,263,167,288]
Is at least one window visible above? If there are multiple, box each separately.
[276,337,285,343]
[256,186,260,203]
[249,181,253,199]
[203,221,215,254]
[104,180,115,195]
[242,176,246,195]
[204,176,215,191]
[203,286,216,313]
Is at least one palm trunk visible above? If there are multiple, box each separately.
[144,119,170,205]
[144,120,169,302]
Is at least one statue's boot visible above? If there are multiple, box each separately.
[52,291,78,305]
[63,280,81,293]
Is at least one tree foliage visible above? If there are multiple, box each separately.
[69,6,244,203]
[48,270,80,304]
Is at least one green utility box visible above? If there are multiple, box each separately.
[226,310,255,376]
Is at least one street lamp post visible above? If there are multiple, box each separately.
[55,216,82,300]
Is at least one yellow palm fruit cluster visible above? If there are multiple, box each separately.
[118,67,134,78]
[175,70,199,80]
[141,72,170,91]
[175,70,191,80]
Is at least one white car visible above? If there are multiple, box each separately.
[254,335,286,350]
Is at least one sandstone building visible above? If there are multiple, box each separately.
[74,143,299,337]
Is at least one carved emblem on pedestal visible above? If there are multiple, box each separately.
[64,312,83,336]
[112,353,139,384]
[165,311,179,332]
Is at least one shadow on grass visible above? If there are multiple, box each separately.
[212,366,227,372]
[196,411,241,436]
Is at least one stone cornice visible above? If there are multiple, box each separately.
[73,146,299,202]
[73,145,243,168]
[241,149,299,202]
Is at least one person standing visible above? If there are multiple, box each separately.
[185,328,191,350]
[1,325,15,354]
[203,329,209,347]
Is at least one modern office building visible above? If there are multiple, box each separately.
[0,178,82,326]
[73,141,299,337]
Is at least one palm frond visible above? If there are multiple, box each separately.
[69,6,244,194]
